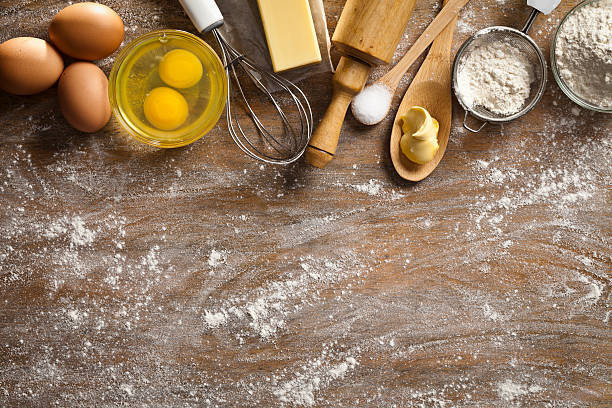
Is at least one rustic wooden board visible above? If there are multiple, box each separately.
[1,0,610,406]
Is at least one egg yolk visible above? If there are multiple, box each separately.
[158,49,203,89]
[143,87,189,131]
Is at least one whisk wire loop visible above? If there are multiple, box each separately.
[210,29,312,164]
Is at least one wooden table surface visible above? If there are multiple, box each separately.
[1,0,610,406]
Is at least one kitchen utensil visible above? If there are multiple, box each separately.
[178,0,312,164]
[353,0,470,126]
[390,0,458,182]
[305,0,418,169]
[452,0,561,132]
[550,0,612,113]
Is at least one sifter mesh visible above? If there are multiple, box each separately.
[452,27,547,124]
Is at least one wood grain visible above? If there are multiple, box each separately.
[1,1,611,407]
[332,0,417,65]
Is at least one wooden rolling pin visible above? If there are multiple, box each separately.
[305,0,417,169]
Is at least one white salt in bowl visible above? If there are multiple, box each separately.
[551,0,612,113]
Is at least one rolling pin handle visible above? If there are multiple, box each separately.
[306,56,371,168]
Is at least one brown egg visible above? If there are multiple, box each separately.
[0,37,64,95]
[58,62,111,133]
[49,2,124,61]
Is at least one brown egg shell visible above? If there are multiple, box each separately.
[0,37,64,95]
[49,2,124,61]
[58,62,111,133]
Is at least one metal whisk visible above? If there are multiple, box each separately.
[179,0,312,164]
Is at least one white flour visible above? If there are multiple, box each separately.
[457,39,535,115]
[554,0,612,108]
[497,379,542,401]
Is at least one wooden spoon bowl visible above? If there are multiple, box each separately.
[390,1,457,182]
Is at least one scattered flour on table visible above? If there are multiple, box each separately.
[456,3,476,33]
[574,273,604,305]
[203,310,228,328]
[482,303,502,321]
[353,179,383,196]
[555,0,612,107]
[44,215,97,249]
[207,249,226,267]
[347,179,405,200]
[457,38,535,115]
[201,255,367,340]
[467,127,610,238]
[497,379,543,401]
[273,352,359,406]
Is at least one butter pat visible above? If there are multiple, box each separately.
[400,106,440,165]
[257,0,321,72]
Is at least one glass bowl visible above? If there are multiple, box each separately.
[550,0,612,113]
[109,30,228,148]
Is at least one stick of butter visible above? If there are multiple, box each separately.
[257,0,322,72]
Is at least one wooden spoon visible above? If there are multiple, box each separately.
[390,0,458,182]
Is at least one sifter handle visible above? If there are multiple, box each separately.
[521,8,539,33]
[462,111,487,133]
[178,0,224,33]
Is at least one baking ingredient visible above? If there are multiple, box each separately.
[49,2,124,61]
[109,30,228,148]
[144,87,189,131]
[456,39,535,115]
[554,0,612,108]
[351,84,393,125]
[0,37,64,95]
[527,0,562,15]
[158,49,203,89]
[400,106,439,164]
[257,0,322,72]
[58,62,111,133]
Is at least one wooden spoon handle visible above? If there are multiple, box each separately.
[380,0,469,90]
[428,0,458,61]
[305,56,371,168]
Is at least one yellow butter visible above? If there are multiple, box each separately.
[257,0,322,72]
[400,106,440,165]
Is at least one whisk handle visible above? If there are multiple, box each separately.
[306,57,371,168]
[178,0,224,33]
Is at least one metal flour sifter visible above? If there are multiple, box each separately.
[452,0,561,132]
[178,0,312,164]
